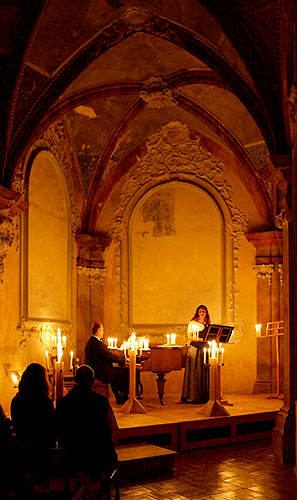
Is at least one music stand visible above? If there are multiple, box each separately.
[200,324,234,414]
[202,324,234,344]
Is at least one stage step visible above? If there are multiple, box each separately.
[116,442,177,476]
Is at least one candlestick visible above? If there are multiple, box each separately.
[203,347,207,364]
[70,351,74,371]
[45,350,49,371]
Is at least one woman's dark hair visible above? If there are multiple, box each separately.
[18,363,50,399]
[91,322,102,336]
[191,304,210,325]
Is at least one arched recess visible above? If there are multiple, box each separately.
[23,150,72,323]
[102,122,253,339]
[127,181,225,326]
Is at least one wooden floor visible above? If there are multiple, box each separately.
[118,439,297,500]
[111,393,282,452]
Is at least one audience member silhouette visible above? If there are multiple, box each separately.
[56,364,118,482]
[10,363,56,448]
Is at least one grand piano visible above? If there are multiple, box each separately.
[140,344,187,405]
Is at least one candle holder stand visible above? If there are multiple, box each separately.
[198,357,230,417]
[120,350,146,414]
[53,361,64,402]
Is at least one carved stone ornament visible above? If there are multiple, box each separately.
[77,265,106,285]
[107,121,249,334]
[18,318,74,352]
[140,77,176,108]
[253,264,275,286]
[93,8,177,57]
[277,264,283,287]
[0,208,19,282]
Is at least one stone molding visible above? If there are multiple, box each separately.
[140,76,176,108]
[253,263,275,286]
[0,186,28,282]
[77,265,106,285]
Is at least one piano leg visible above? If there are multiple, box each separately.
[156,373,167,405]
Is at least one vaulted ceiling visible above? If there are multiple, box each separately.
[0,0,295,232]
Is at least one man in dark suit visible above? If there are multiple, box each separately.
[85,322,130,404]
[56,364,118,482]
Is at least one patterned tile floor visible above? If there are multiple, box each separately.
[118,439,297,500]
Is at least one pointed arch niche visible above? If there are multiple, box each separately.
[24,151,71,322]
[129,181,224,325]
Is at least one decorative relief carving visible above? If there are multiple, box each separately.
[18,318,73,352]
[106,121,248,334]
[253,264,275,286]
[77,265,106,285]
[140,77,176,108]
[245,142,269,171]
[0,208,19,282]
[277,264,283,287]
[93,8,177,57]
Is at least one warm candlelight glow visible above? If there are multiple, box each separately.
[166,333,170,344]
[170,333,176,344]
[62,336,67,348]
[131,332,136,351]
[255,324,262,337]
[11,372,19,386]
[57,328,63,362]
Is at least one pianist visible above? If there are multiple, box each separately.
[85,322,129,405]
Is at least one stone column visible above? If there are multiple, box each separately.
[272,81,297,465]
[75,233,111,361]
[245,231,283,394]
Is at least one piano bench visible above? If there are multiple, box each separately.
[93,379,110,398]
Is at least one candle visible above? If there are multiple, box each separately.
[62,336,66,349]
[114,338,117,349]
[57,328,63,362]
[45,350,49,371]
[255,324,262,337]
[145,339,149,350]
[221,347,224,365]
[171,333,176,344]
[166,334,170,344]
[131,332,136,351]
[70,351,74,371]
[203,347,207,364]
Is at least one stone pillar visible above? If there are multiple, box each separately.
[75,233,111,361]
[272,81,297,465]
[245,231,283,394]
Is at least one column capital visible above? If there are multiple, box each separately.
[75,232,111,268]
[245,230,282,265]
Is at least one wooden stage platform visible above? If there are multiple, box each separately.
[111,393,282,453]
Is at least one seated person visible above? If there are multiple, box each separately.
[85,321,133,405]
[10,363,56,448]
[56,364,118,482]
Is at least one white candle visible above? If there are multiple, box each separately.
[131,332,136,351]
[192,324,198,339]
[62,336,66,349]
[57,328,63,362]
[114,338,117,348]
[45,350,49,371]
[70,351,74,371]
[221,347,224,365]
[171,333,176,344]
[144,339,149,350]
[203,347,207,364]
[166,334,170,344]
[255,324,262,337]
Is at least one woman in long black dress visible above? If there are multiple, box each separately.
[181,305,210,403]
